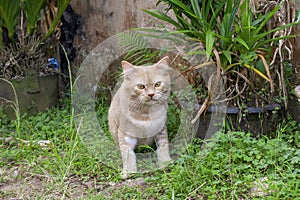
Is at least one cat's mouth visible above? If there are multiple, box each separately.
[144,96,162,105]
[145,98,157,104]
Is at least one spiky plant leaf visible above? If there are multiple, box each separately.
[45,0,72,40]
[0,0,21,41]
[24,0,47,35]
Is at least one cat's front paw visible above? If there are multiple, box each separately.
[121,171,138,180]
[121,171,129,180]
[158,158,173,169]
[121,169,137,180]
[157,151,172,168]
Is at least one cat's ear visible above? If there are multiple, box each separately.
[121,61,135,79]
[156,56,170,75]
[157,56,169,66]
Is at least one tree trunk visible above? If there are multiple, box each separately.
[288,0,300,122]
[292,1,300,85]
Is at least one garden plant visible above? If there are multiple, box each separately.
[143,0,299,110]
[0,0,72,117]
[0,0,71,79]
[0,0,300,199]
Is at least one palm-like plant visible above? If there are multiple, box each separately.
[0,0,72,79]
[144,0,299,108]
[0,0,71,42]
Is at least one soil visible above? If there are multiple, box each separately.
[0,164,146,199]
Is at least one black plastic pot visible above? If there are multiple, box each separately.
[196,104,283,138]
[288,95,300,123]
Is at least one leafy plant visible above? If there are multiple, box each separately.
[0,98,299,198]
[45,0,73,40]
[144,0,299,108]
[0,34,45,79]
[118,31,166,65]
[0,0,72,41]
[144,0,224,59]
[24,0,48,36]
[0,0,20,42]
[0,0,72,79]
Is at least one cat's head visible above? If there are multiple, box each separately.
[121,56,171,106]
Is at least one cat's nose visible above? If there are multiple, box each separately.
[148,93,155,98]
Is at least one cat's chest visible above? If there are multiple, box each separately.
[121,105,167,138]
[129,111,166,128]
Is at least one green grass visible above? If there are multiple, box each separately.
[0,99,299,199]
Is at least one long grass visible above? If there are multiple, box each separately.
[0,101,299,199]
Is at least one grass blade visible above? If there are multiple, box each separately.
[205,30,215,60]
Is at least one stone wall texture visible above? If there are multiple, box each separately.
[70,0,168,61]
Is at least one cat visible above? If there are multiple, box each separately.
[108,56,172,179]
[295,85,300,101]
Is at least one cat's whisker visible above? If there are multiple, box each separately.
[157,94,169,104]
[135,101,144,111]
[129,99,145,112]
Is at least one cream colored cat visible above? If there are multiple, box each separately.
[108,56,172,179]
[295,85,300,101]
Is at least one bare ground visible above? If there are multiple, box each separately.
[0,165,147,200]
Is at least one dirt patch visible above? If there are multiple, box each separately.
[0,165,147,199]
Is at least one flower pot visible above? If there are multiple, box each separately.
[0,71,58,118]
[196,104,283,138]
[287,96,300,123]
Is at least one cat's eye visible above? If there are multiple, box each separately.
[154,82,161,87]
[137,84,145,89]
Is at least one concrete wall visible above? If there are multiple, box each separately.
[67,0,171,100]
[70,0,167,57]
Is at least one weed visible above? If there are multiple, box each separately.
[0,78,21,137]
[0,98,299,199]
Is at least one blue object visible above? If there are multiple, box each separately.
[47,58,59,70]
